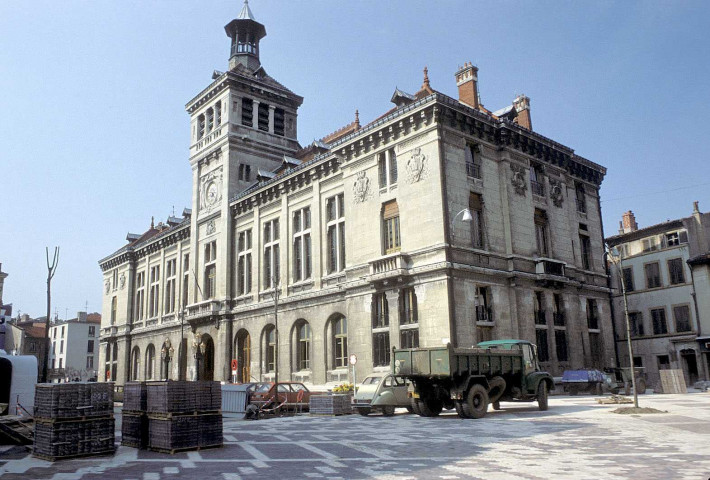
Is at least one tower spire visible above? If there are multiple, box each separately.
[225,0,267,71]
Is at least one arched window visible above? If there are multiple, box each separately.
[131,346,140,380]
[264,326,275,372]
[332,316,347,368]
[295,321,311,371]
[145,344,155,380]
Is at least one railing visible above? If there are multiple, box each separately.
[475,306,493,322]
[576,199,587,214]
[466,162,482,179]
[102,326,118,337]
[553,312,566,326]
[534,310,547,325]
[535,259,565,277]
[145,318,158,326]
[186,299,221,318]
[531,180,545,196]
[369,253,409,275]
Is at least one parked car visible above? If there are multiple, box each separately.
[352,372,412,416]
[247,382,324,411]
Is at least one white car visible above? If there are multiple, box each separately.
[352,372,412,416]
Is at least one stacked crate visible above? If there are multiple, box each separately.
[309,394,351,416]
[121,380,222,454]
[33,383,115,461]
[121,382,148,448]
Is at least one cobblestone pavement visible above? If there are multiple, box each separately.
[1,393,709,480]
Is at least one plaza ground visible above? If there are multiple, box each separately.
[1,393,709,479]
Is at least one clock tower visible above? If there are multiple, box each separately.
[184,1,303,338]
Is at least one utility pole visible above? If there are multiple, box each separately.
[42,247,60,383]
[272,276,280,409]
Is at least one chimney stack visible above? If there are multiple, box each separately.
[455,62,480,109]
[513,94,532,130]
[622,211,638,233]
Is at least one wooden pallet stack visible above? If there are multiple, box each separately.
[309,394,352,416]
[121,380,222,454]
[33,383,115,461]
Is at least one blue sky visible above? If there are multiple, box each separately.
[1,1,709,318]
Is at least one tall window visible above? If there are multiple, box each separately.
[673,305,691,333]
[87,340,94,353]
[263,219,280,289]
[204,241,217,299]
[382,200,401,254]
[644,262,661,289]
[145,344,155,380]
[629,312,644,337]
[326,194,346,273]
[333,316,347,369]
[575,182,586,213]
[580,234,592,270]
[534,291,546,325]
[372,293,389,328]
[621,267,635,292]
[149,265,160,318]
[651,308,668,335]
[536,329,549,362]
[182,254,189,308]
[258,102,269,131]
[530,164,545,196]
[274,107,285,136]
[135,271,145,321]
[296,322,311,370]
[475,286,492,322]
[112,270,118,291]
[241,98,253,127]
[534,209,549,256]
[587,299,599,330]
[293,207,312,282]
[110,297,117,325]
[198,114,205,139]
[237,230,252,295]
[89,326,95,337]
[131,347,140,381]
[399,288,417,325]
[469,192,485,249]
[555,330,568,362]
[164,258,176,314]
[465,143,481,179]
[265,326,276,372]
[206,107,214,132]
[215,102,221,126]
[553,293,565,326]
[668,258,685,285]
[378,148,397,188]
[372,332,390,367]
[105,341,118,381]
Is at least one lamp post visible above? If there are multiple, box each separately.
[450,208,473,239]
[606,244,639,408]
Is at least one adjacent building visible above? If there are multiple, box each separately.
[606,204,710,389]
[4,315,47,379]
[47,312,101,382]
[99,3,614,387]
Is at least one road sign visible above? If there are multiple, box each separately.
[231,359,238,372]
[349,354,357,365]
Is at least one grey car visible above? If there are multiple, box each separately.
[352,372,412,416]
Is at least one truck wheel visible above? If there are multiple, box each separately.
[463,384,488,419]
[418,397,443,417]
[455,401,468,418]
[405,405,414,414]
[382,405,395,416]
[410,398,422,416]
[492,401,501,411]
[537,382,549,411]
[610,388,620,395]
[635,378,647,395]
[357,407,371,416]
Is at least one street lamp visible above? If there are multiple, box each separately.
[272,276,280,411]
[450,208,473,240]
[606,244,640,408]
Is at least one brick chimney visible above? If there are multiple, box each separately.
[513,94,532,130]
[455,62,480,109]
[621,211,638,233]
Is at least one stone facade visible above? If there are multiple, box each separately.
[607,206,710,389]
[99,5,614,387]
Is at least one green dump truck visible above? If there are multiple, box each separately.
[393,339,554,418]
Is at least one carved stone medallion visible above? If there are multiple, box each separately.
[206,220,216,235]
[406,147,428,183]
[549,179,564,207]
[510,164,527,196]
[353,171,372,203]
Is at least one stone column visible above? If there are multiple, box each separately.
[252,100,260,130]
[386,289,401,350]
[268,105,275,134]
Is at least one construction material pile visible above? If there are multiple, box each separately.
[33,382,115,461]
[309,394,352,416]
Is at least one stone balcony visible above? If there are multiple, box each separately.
[368,252,410,281]
[535,258,568,286]
[185,299,222,319]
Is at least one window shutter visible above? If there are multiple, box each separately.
[383,200,399,220]
[679,231,688,244]
[469,192,483,210]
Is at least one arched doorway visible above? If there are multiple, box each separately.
[235,329,251,383]
[681,348,699,385]
[178,338,187,381]
[198,334,215,381]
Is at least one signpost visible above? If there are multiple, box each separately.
[231,359,238,384]
[349,354,357,389]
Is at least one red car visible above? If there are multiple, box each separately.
[248,382,324,412]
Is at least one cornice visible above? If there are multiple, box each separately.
[99,224,191,271]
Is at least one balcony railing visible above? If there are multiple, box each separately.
[576,199,587,214]
[534,310,547,325]
[531,180,545,196]
[466,162,482,179]
[369,253,409,276]
[186,299,221,318]
[553,312,566,326]
[475,306,493,322]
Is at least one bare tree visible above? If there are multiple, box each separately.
[41,247,59,383]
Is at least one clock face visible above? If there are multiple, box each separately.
[206,182,218,205]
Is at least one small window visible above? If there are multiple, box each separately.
[644,262,662,289]
[534,209,549,256]
[587,299,599,330]
[622,267,635,292]
[673,305,691,333]
[665,232,680,247]
[629,312,644,337]
[465,144,481,179]
[642,237,658,252]
[575,182,586,213]
[241,98,253,127]
[530,164,545,196]
[651,308,668,335]
[382,200,401,254]
[580,235,592,270]
[378,149,397,188]
[668,258,685,285]
[469,192,485,249]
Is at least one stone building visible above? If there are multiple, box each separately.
[99,3,614,387]
[47,312,101,382]
[606,205,710,388]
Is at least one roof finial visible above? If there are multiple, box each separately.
[238,0,256,20]
[422,66,430,89]
[355,109,360,129]
[151,216,155,229]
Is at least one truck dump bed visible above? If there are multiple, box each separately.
[394,345,524,378]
